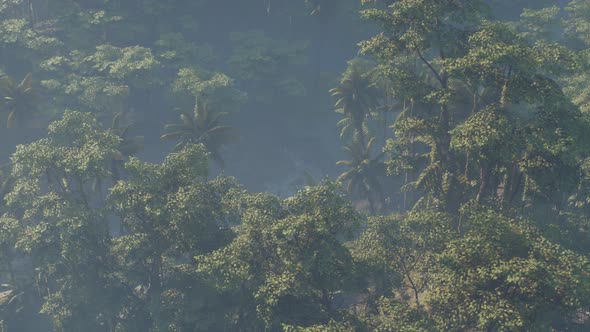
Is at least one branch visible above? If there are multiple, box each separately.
[416,48,445,87]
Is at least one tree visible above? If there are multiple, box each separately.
[40,44,160,121]
[358,0,490,208]
[170,67,245,115]
[0,72,39,128]
[428,206,590,331]
[358,297,434,332]
[337,136,386,215]
[363,1,587,213]
[161,97,238,169]
[351,212,452,310]
[330,60,381,148]
[4,111,122,331]
[197,182,362,330]
[107,144,236,331]
[450,105,515,203]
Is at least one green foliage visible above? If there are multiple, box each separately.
[360,297,434,332]
[171,67,245,113]
[10,110,120,186]
[562,53,590,113]
[0,72,39,128]
[428,207,590,331]
[155,33,214,68]
[565,0,590,46]
[161,97,238,168]
[99,112,144,186]
[228,30,308,102]
[283,319,355,331]
[39,45,160,114]
[108,112,144,159]
[351,212,453,306]
[331,59,382,143]
[197,182,362,329]
[0,18,61,53]
[86,45,160,85]
[108,144,239,330]
[450,105,514,162]
[0,1,589,331]
[337,136,386,214]
[519,6,561,41]
[4,111,120,331]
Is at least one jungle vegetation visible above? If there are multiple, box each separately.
[2,0,590,331]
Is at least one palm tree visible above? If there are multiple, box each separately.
[337,136,386,214]
[0,73,39,128]
[330,63,381,148]
[161,97,237,169]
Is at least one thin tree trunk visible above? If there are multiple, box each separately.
[476,163,491,203]
[500,66,512,107]
[403,171,408,211]
[508,172,524,207]
[367,191,376,215]
[464,152,470,178]
[321,288,332,313]
[472,90,478,114]
[500,163,517,208]
[27,0,35,30]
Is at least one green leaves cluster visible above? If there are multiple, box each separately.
[228,30,309,102]
[428,208,590,331]
[2,1,590,331]
[197,183,362,329]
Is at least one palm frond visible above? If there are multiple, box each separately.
[111,112,123,129]
[6,111,15,128]
[180,112,194,127]
[18,73,32,90]
[366,136,377,153]
[334,97,347,108]
[164,98,236,167]
[405,162,441,193]
[208,111,229,124]
[163,123,192,131]
[336,160,353,166]
[161,131,188,140]
[0,77,14,96]
[339,126,352,140]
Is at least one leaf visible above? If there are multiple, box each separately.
[6,111,15,128]
[18,73,32,91]
[111,112,122,129]
[112,150,125,161]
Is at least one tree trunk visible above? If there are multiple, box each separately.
[476,163,491,203]
[27,0,35,30]
[321,288,332,313]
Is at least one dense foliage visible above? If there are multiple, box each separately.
[1,0,590,331]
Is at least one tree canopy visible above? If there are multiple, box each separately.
[2,0,590,331]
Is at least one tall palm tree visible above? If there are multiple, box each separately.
[337,136,386,214]
[161,97,237,169]
[0,73,39,128]
[330,63,381,148]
